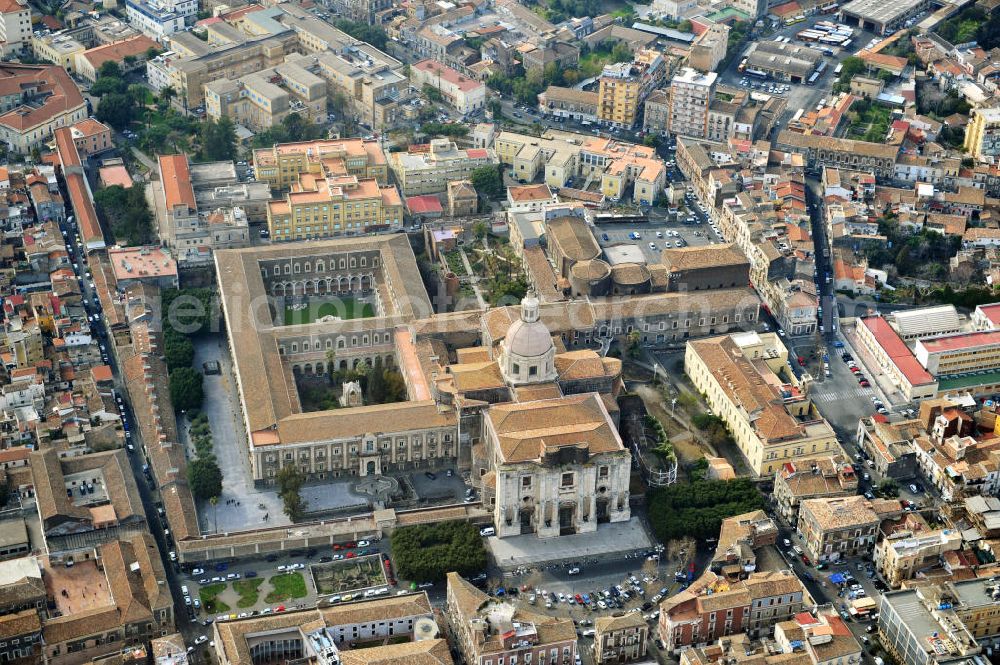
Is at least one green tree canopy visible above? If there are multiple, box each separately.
[169,367,204,412]
[98,61,123,79]
[470,164,503,199]
[648,478,765,542]
[164,329,195,371]
[199,117,237,162]
[391,521,487,582]
[277,466,308,521]
[93,184,154,245]
[188,455,223,499]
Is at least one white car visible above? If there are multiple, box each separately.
[194,636,208,645]
[357,540,370,547]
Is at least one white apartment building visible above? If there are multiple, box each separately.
[125,0,194,41]
[0,0,32,57]
[668,68,716,139]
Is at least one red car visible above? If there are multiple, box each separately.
[797,356,805,367]
[575,594,584,604]
[850,367,860,373]
[860,380,870,387]
[346,552,356,558]
[801,554,811,565]
[333,544,342,550]
[345,541,356,548]
[276,605,286,612]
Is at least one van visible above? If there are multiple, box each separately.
[479,527,495,537]
[792,545,804,556]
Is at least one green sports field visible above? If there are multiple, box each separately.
[283,298,375,325]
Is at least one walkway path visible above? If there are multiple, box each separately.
[459,248,487,309]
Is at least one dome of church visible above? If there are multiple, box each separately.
[504,317,554,358]
[502,294,553,358]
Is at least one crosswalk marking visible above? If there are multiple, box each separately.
[811,387,873,403]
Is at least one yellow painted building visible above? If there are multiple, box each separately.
[596,49,665,129]
[964,107,1000,162]
[685,332,842,476]
[253,138,389,190]
[267,172,404,241]
[496,130,665,206]
[31,32,85,70]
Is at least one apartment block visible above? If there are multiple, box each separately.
[593,613,648,665]
[772,455,857,523]
[74,34,159,82]
[538,86,599,123]
[965,107,1000,163]
[0,0,31,57]
[596,48,665,128]
[875,528,962,588]
[125,0,195,40]
[312,46,410,132]
[495,130,666,206]
[253,138,389,190]
[389,139,496,196]
[688,23,729,73]
[205,58,326,131]
[879,587,987,665]
[447,572,578,665]
[668,68,717,139]
[658,571,807,652]
[685,333,842,476]
[797,496,880,564]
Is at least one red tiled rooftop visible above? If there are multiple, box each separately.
[412,59,484,92]
[920,330,1000,353]
[861,316,934,386]
[405,195,443,214]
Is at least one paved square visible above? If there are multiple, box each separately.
[487,520,655,570]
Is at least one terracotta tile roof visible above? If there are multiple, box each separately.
[0,65,85,133]
[158,154,196,212]
[486,393,623,463]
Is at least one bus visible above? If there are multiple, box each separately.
[834,63,844,75]
[791,108,805,122]
[841,39,853,51]
[746,68,769,79]
[807,71,820,85]
[815,60,827,73]
[784,14,805,25]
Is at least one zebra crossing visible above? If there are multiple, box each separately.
[811,386,875,403]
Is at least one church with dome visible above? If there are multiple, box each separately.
[434,293,632,538]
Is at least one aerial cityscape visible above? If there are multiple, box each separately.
[4,0,1000,662]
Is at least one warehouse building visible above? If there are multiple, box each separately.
[745,41,824,83]
[839,0,931,35]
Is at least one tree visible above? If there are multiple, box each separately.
[277,466,308,521]
[98,61,123,79]
[473,221,488,239]
[96,93,135,131]
[91,75,127,97]
[332,19,388,50]
[626,330,641,357]
[471,164,504,199]
[199,117,237,161]
[648,478,765,542]
[146,46,161,60]
[391,521,487,582]
[93,184,155,244]
[366,357,386,404]
[164,329,195,371]
[124,54,137,67]
[188,455,223,499]
[169,367,204,412]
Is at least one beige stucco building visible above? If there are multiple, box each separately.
[685,332,842,476]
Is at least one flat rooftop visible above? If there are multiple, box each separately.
[840,0,924,25]
[43,558,112,615]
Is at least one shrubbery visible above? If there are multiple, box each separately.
[648,478,765,542]
[391,521,487,582]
